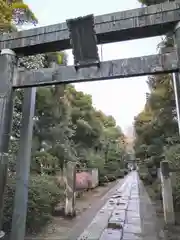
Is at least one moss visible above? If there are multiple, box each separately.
[56,52,64,65]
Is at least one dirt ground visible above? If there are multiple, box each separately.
[25,180,120,240]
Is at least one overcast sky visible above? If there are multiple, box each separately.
[25,0,162,134]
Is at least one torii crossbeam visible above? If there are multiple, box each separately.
[14,51,178,87]
[0,1,180,55]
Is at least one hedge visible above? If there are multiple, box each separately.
[165,144,180,212]
[3,175,64,234]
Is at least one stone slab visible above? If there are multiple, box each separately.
[126,216,141,225]
[126,210,140,219]
[77,211,112,239]
[130,195,139,199]
[127,201,140,212]
[111,209,126,221]
[108,198,118,205]
[99,229,123,240]
[121,196,129,201]
[107,219,124,229]
[122,232,143,240]
[116,202,128,210]
[141,222,157,235]
[123,223,142,234]
[111,193,122,199]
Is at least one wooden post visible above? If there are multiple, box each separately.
[65,161,76,217]
[160,161,175,225]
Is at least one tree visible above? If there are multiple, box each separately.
[14,51,128,177]
[0,0,37,32]
[134,0,177,173]
[134,0,178,180]
[134,73,177,173]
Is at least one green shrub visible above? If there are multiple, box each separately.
[153,180,162,200]
[3,175,64,234]
[138,163,154,185]
[99,175,109,186]
[139,171,153,185]
[106,174,116,182]
[146,179,162,201]
[98,167,109,185]
[165,144,180,186]
[145,157,154,168]
[173,184,180,211]
[124,169,129,175]
[104,161,119,172]
[148,179,162,200]
[165,145,180,211]
[148,166,157,179]
[115,169,125,178]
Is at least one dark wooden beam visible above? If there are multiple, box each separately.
[14,51,178,88]
[0,2,179,55]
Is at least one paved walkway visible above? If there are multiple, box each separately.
[77,171,163,240]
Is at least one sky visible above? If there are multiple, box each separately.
[24,0,162,134]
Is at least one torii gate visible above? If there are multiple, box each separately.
[0,1,180,239]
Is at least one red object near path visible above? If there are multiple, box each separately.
[76,172,92,191]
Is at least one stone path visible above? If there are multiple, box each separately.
[77,171,163,240]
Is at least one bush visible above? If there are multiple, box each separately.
[173,183,180,211]
[153,180,162,200]
[148,166,157,179]
[139,171,153,185]
[165,145,180,212]
[3,175,64,234]
[165,144,180,186]
[124,169,129,175]
[145,179,162,201]
[106,174,116,182]
[99,175,109,186]
[98,167,109,185]
[115,169,125,178]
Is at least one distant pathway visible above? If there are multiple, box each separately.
[77,171,164,240]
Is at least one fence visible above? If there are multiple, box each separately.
[76,168,99,190]
[159,160,180,225]
[63,162,99,217]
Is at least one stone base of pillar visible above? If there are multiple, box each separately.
[0,231,5,239]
